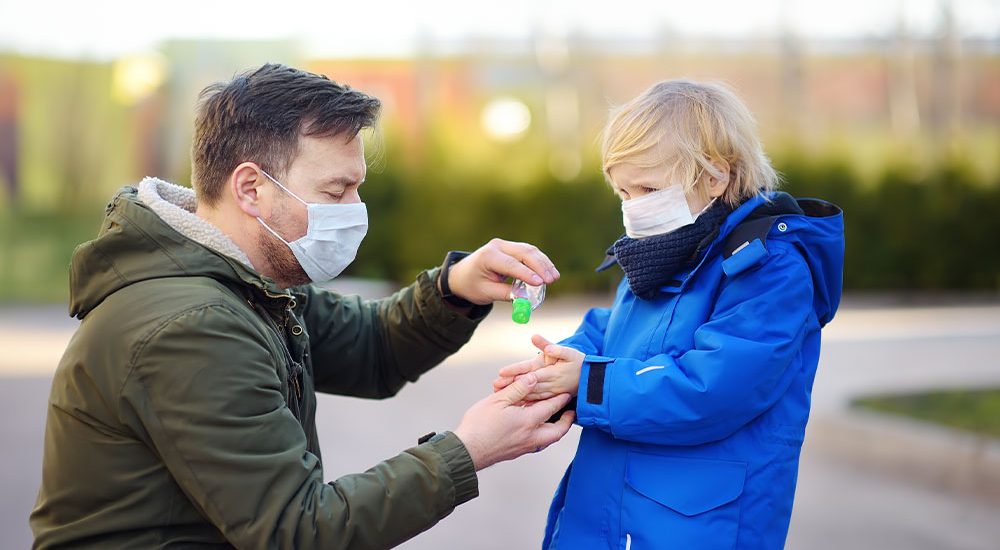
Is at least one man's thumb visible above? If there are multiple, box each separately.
[497,373,537,405]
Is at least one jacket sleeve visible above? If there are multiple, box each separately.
[559,306,612,356]
[575,244,816,447]
[118,304,478,550]
[301,267,491,398]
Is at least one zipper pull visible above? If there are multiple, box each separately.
[290,362,303,400]
[289,360,305,402]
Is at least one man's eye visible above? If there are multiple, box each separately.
[326,192,344,201]
[641,186,657,194]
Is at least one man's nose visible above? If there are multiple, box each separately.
[342,188,362,204]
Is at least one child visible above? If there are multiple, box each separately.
[494,80,844,549]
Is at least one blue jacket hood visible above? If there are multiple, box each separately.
[717,191,844,326]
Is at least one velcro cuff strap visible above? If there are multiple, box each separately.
[587,362,607,404]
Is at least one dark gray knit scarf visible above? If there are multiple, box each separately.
[613,200,733,300]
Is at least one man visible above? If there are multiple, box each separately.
[30,63,575,549]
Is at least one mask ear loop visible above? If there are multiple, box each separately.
[696,197,718,216]
[256,168,306,246]
[259,168,309,206]
[257,216,291,246]
[691,162,714,205]
[657,160,707,194]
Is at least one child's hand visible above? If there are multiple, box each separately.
[523,337,585,401]
[494,335,585,401]
[492,352,549,393]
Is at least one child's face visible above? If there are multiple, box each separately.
[608,161,711,215]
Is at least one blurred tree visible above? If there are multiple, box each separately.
[0,69,18,204]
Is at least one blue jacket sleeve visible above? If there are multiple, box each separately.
[576,244,816,446]
[558,306,612,356]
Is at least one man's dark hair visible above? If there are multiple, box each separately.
[191,63,381,205]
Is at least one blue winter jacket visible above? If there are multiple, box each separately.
[543,192,844,550]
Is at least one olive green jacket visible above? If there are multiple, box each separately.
[30,187,487,549]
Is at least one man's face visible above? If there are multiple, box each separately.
[257,133,367,287]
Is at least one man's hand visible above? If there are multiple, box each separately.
[493,335,585,401]
[442,239,559,306]
[453,373,575,471]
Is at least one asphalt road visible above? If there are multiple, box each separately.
[2,301,999,549]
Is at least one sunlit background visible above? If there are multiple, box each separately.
[0,1,998,549]
[1,0,998,300]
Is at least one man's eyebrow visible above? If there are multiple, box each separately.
[323,176,365,187]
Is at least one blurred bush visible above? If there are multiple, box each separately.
[2,145,998,303]
[778,150,1000,290]
[2,51,998,302]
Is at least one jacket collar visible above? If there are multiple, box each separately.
[69,186,291,319]
[596,192,792,294]
[137,177,255,270]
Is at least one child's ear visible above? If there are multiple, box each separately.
[706,160,730,198]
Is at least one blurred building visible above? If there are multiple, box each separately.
[0,32,997,210]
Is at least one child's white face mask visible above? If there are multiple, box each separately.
[621,185,715,239]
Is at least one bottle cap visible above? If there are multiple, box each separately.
[511,298,531,324]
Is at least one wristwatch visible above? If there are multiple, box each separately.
[438,251,475,308]
[418,431,449,445]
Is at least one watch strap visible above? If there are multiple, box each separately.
[418,431,448,445]
[439,251,475,308]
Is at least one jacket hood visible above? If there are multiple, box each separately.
[68,185,282,319]
[719,191,845,326]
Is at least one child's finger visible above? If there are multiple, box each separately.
[531,334,554,354]
[544,344,578,362]
[533,379,562,398]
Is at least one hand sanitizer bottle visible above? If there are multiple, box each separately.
[510,279,546,324]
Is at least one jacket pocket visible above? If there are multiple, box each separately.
[621,452,746,550]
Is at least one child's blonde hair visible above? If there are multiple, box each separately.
[600,79,778,206]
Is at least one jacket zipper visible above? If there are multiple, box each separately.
[290,369,302,400]
[246,295,303,402]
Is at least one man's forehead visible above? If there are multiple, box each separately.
[292,133,367,181]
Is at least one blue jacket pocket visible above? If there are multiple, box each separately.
[621,452,747,548]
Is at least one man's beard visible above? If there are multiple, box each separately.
[257,222,311,288]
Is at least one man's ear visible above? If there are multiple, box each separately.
[230,162,266,218]
[706,160,730,199]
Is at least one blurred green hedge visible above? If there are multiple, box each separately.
[777,153,1000,290]
[2,152,998,303]
[350,150,1000,294]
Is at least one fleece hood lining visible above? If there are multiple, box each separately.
[137,178,255,270]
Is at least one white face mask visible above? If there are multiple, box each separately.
[257,170,368,283]
[621,184,715,239]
